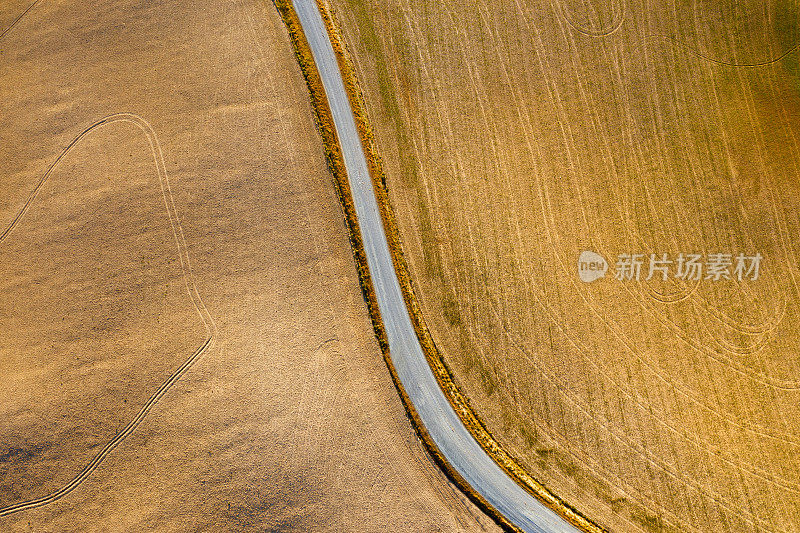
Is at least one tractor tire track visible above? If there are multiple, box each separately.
[0,112,217,518]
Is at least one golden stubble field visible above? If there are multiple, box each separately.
[327,0,800,531]
[0,0,500,530]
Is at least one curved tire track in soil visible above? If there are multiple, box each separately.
[0,113,217,517]
[0,0,41,40]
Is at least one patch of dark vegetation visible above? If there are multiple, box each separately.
[630,508,667,533]
[775,0,800,54]
[416,204,443,281]
[0,439,56,503]
[777,0,800,90]
[609,496,627,514]
[0,446,36,464]
[263,518,303,533]
[535,446,556,459]
[476,361,496,397]
[554,454,580,480]
[0,439,53,469]
[223,473,321,532]
[517,421,539,449]
[441,294,462,328]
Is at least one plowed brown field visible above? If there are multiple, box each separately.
[0,0,499,530]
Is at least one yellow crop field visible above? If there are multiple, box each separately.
[326,0,800,530]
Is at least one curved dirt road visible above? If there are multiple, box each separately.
[291,1,579,531]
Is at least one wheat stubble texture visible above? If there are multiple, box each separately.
[0,0,501,530]
[327,0,800,531]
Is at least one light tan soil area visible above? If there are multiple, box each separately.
[0,0,500,530]
[327,0,800,531]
